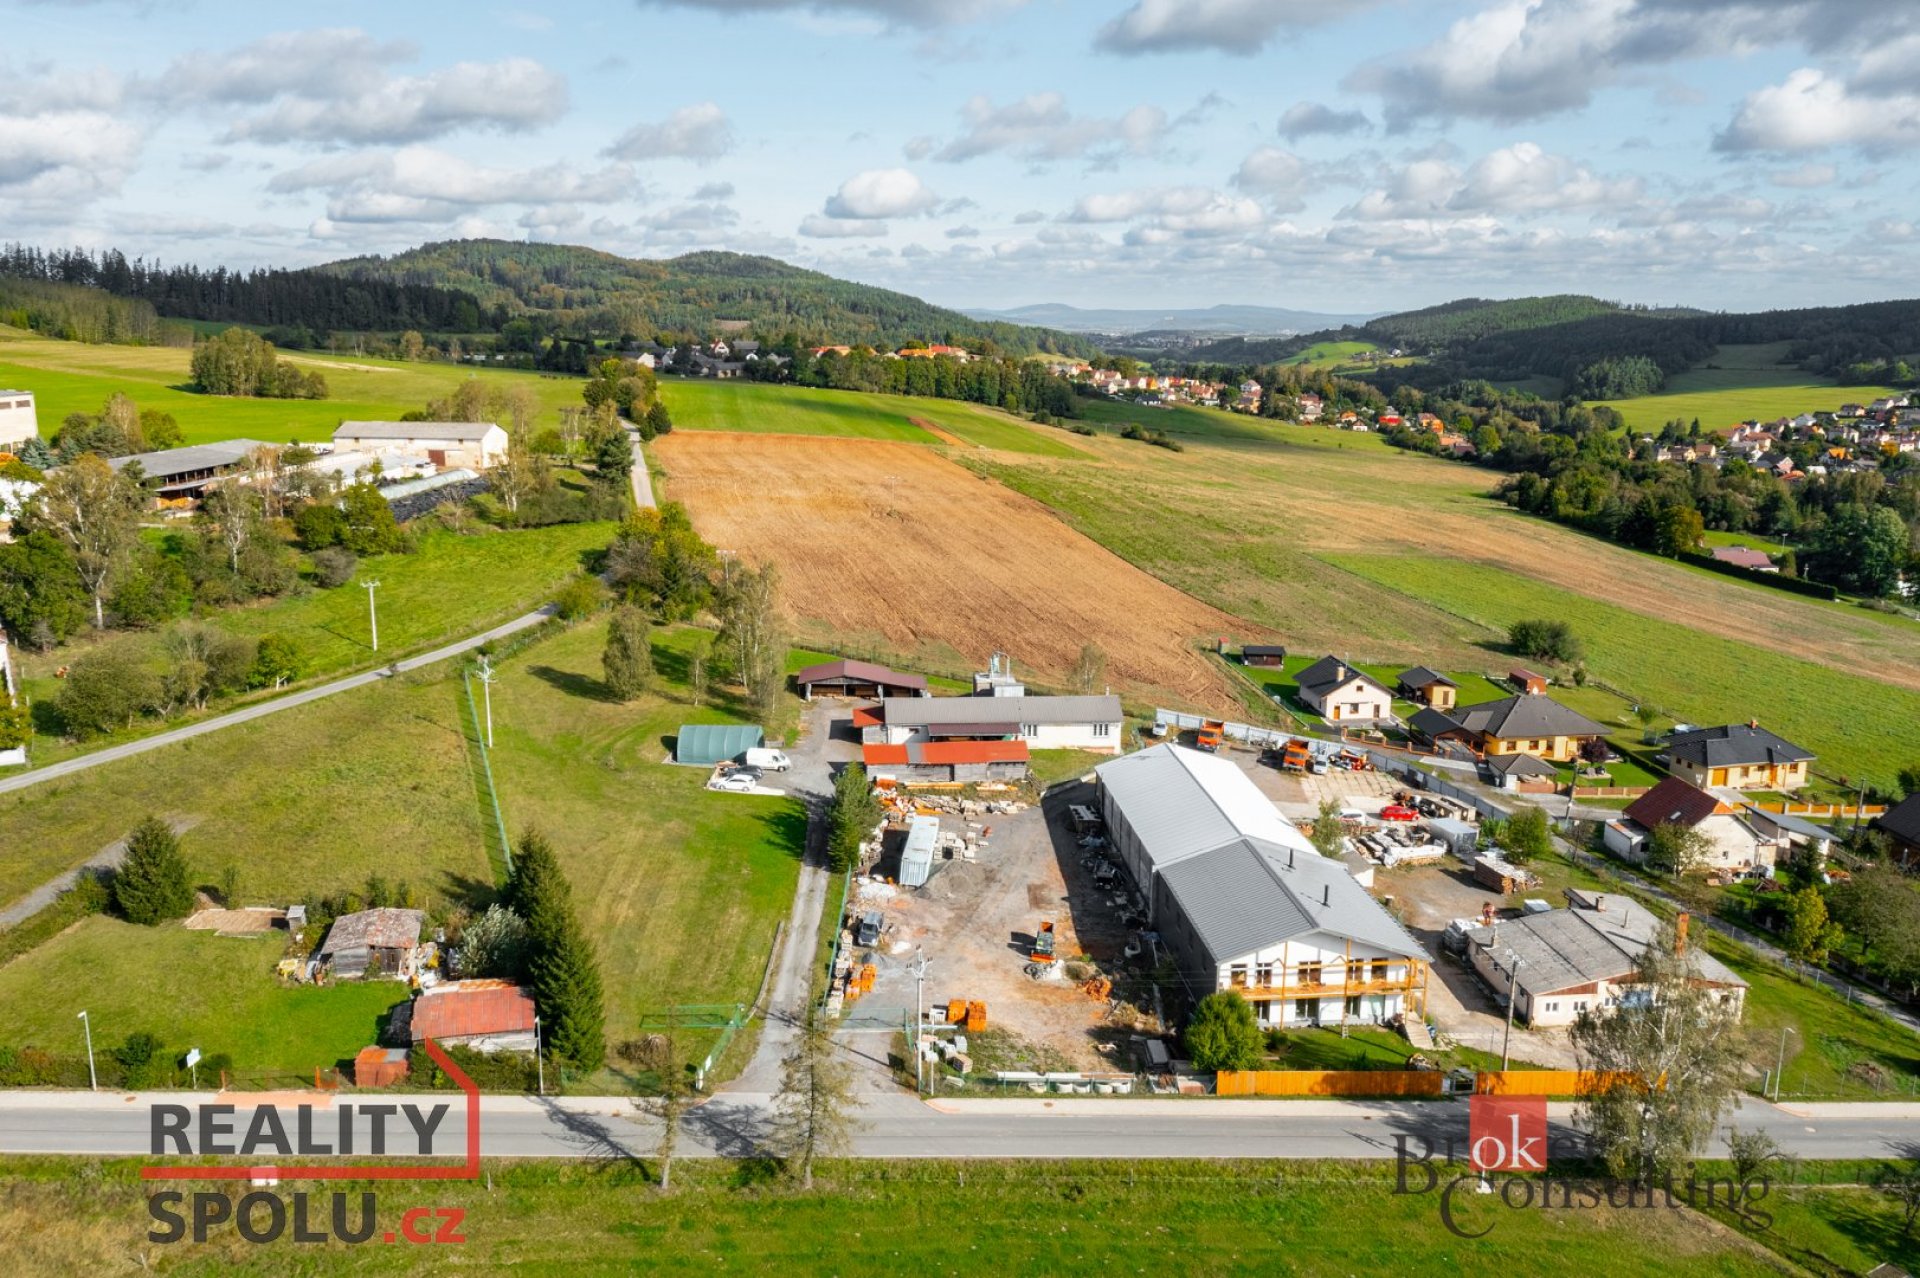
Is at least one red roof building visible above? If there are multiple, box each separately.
[408,980,538,1053]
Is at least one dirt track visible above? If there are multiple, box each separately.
[655,433,1247,708]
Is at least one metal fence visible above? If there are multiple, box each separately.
[1152,708,1297,750]
[461,668,514,883]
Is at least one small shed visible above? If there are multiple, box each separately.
[318,907,424,980]
[1241,645,1288,668]
[675,723,764,766]
[1485,753,1559,792]
[898,815,940,888]
[1510,668,1549,695]
[1426,817,1479,857]
[353,1046,410,1088]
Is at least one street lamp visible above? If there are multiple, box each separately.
[475,654,497,749]
[77,1010,96,1091]
[912,947,932,1096]
[362,579,382,653]
[1773,1026,1797,1102]
[1500,953,1527,1072]
[534,1015,544,1097]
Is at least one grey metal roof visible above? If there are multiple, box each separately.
[1097,743,1315,868]
[1487,752,1559,778]
[1397,666,1456,689]
[879,694,1121,728]
[1667,724,1813,768]
[794,658,927,691]
[1466,895,1745,998]
[1452,695,1608,740]
[334,421,503,441]
[1409,707,1464,739]
[106,439,271,480]
[1295,655,1390,698]
[1158,837,1425,967]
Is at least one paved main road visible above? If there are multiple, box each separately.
[0,603,556,801]
[0,1089,1910,1164]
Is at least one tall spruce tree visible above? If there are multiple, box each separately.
[113,816,195,925]
[508,829,606,1072]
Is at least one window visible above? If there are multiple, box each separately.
[1229,965,1248,988]
[1371,960,1390,982]
[1545,1001,1559,1013]
[1021,724,1038,737]
[1297,962,1323,987]
[1255,964,1273,988]
[1092,722,1112,738]
[1574,1000,1589,1012]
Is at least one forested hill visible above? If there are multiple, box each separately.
[317,239,1102,357]
[1360,295,1639,348]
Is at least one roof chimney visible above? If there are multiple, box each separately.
[1322,884,1330,907]
[1594,894,1605,912]
[1675,912,1689,954]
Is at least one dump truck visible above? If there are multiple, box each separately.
[1030,920,1056,963]
[1280,740,1311,773]
[1195,720,1226,752]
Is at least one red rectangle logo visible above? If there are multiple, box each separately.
[1469,1094,1547,1172]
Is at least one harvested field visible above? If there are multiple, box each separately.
[654,433,1246,708]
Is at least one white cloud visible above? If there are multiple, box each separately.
[1767,162,1837,188]
[1277,100,1370,139]
[641,200,739,231]
[633,0,1022,27]
[1231,146,1308,205]
[822,168,937,218]
[1094,0,1385,55]
[1446,142,1641,213]
[0,110,143,206]
[934,92,1169,164]
[266,145,635,222]
[945,224,980,238]
[153,29,414,104]
[1715,69,1920,153]
[604,103,734,162]
[799,213,889,238]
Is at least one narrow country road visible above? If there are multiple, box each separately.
[0,604,556,801]
[625,422,656,509]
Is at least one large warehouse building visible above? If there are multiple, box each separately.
[1096,744,1428,1029]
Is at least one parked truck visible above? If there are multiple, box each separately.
[1196,720,1226,752]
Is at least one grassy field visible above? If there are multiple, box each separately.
[1072,394,1286,442]
[657,378,1081,456]
[1702,528,1794,556]
[1600,343,1899,433]
[0,330,585,447]
[5,521,610,768]
[0,1156,1883,1276]
[1281,339,1378,366]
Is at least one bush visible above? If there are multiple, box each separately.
[293,503,347,551]
[310,546,358,588]
[1184,991,1265,1072]
[553,575,605,621]
[410,1042,538,1092]
[1508,618,1583,664]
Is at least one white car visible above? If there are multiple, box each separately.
[709,771,759,793]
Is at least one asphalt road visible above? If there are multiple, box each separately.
[0,605,556,801]
[0,1090,1910,1164]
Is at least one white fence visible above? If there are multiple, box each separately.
[1152,709,1297,751]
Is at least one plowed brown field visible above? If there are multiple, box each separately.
[654,433,1248,708]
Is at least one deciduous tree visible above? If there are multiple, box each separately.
[770,1002,859,1190]
[718,560,785,726]
[1784,886,1843,965]
[601,605,653,701]
[27,453,143,628]
[1184,991,1265,1072]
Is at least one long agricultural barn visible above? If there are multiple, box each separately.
[332,421,509,469]
[862,739,1030,783]
[1096,744,1427,1029]
[794,658,928,700]
[859,693,1124,753]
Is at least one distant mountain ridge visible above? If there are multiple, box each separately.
[961,302,1378,336]
[317,239,1102,357]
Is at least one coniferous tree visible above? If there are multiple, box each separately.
[508,829,606,1072]
[113,815,195,925]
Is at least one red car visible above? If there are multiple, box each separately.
[1378,805,1419,822]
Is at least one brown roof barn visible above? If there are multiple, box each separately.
[408,980,538,1053]
[318,907,424,980]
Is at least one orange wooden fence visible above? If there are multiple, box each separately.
[1216,1070,1446,1097]
[1476,1070,1644,1096]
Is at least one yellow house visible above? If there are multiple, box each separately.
[1666,723,1814,792]
[1446,693,1608,763]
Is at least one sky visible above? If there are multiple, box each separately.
[4,0,1919,314]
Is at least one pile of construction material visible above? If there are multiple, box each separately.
[1352,824,1446,868]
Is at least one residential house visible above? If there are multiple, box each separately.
[860,692,1124,753]
[318,907,425,980]
[1293,656,1395,726]
[1874,794,1920,867]
[793,658,928,701]
[0,390,36,453]
[1465,891,1746,1027]
[1603,776,1780,871]
[1096,744,1424,1029]
[1396,666,1457,711]
[403,980,538,1053]
[331,421,508,469]
[1710,546,1777,573]
[1297,394,1324,422]
[1666,723,1813,792]
[1430,693,1608,762]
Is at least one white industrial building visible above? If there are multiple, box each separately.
[859,693,1124,753]
[0,390,36,453]
[1096,744,1428,1028]
[331,421,509,470]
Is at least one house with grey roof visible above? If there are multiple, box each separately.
[863,692,1123,753]
[1292,655,1395,727]
[1666,723,1813,793]
[1465,889,1746,1027]
[1097,744,1427,1030]
[1443,693,1608,763]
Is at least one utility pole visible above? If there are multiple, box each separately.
[912,947,931,1096]
[535,1015,545,1097]
[1774,1026,1797,1101]
[362,580,382,653]
[77,1010,96,1092]
[476,654,497,749]
[1500,954,1526,1071]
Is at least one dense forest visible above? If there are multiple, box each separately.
[0,276,189,346]
[318,240,1101,358]
[737,342,1079,416]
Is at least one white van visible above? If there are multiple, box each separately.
[744,747,792,772]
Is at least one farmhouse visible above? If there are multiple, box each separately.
[1096,744,1424,1028]
[1875,794,1920,867]
[1240,645,1288,669]
[403,980,538,1053]
[861,739,1030,784]
[1437,693,1608,762]
[331,421,508,469]
[106,439,272,503]
[1396,666,1457,711]
[1466,892,1746,1028]
[317,907,425,980]
[860,693,1123,753]
[1666,723,1813,792]
[0,390,36,452]
[794,658,928,701]
[1293,656,1395,726]
[1603,777,1780,871]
